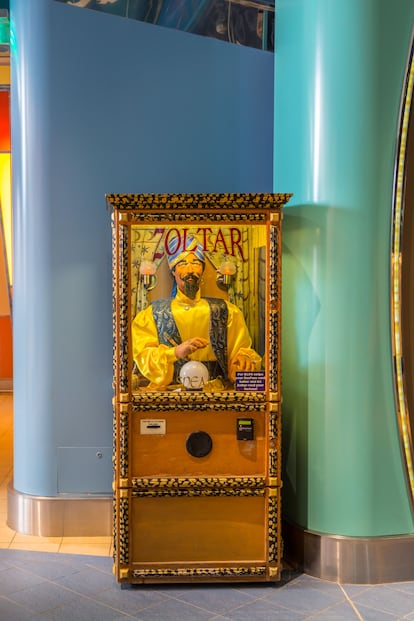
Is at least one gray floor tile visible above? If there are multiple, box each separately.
[37,596,136,621]
[356,604,400,620]
[82,556,113,575]
[353,584,414,617]
[7,581,79,614]
[340,584,376,598]
[307,600,363,620]
[54,567,116,596]
[218,597,306,620]
[163,584,257,614]
[291,573,347,593]
[386,581,414,595]
[0,567,47,596]
[134,597,218,621]
[0,596,37,621]
[96,584,170,614]
[225,574,300,599]
[262,577,345,614]
[10,557,83,581]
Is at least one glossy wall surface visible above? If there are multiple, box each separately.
[275,0,414,536]
[10,0,274,497]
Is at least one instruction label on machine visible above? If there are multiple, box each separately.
[235,371,265,392]
[140,419,166,435]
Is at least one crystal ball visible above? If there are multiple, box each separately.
[179,361,209,390]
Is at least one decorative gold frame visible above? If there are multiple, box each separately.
[108,193,291,584]
[108,192,290,401]
[391,43,414,511]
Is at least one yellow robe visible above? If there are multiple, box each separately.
[132,289,261,387]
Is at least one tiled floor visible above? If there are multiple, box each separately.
[2,392,414,620]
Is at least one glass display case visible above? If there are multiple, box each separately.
[107,192,291,584]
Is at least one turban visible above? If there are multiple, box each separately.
[166,234,205,271]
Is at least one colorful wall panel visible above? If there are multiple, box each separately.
[0,87,11,387]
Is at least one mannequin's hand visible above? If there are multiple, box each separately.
[175,338,209,359]
[229,354,257,382]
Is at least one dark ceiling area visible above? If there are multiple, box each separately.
[54,0,275,51]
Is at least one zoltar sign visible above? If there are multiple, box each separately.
[133,226,248,263]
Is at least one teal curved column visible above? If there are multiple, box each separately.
[275,0,414,536]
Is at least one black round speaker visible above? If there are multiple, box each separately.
[186,431,213,458]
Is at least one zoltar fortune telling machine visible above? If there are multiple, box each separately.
[108,192,291,585]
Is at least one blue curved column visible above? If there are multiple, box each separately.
[11,0,59,495]
[275,0,414,536]
[10,0,274,508]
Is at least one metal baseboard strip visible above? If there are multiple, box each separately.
[7,482,112,537]
[283,519,414,584]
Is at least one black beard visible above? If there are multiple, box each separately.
[182,275,200,299]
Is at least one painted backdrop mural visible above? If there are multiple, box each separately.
[130,224,267,392]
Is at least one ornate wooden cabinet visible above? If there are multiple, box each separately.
[107,193,291,584]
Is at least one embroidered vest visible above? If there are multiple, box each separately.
[150,297,228,382]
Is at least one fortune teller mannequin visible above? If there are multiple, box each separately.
[132,235,261,389]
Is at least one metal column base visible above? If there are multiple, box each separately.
[7,482,112,537]
[283,520,414,584]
